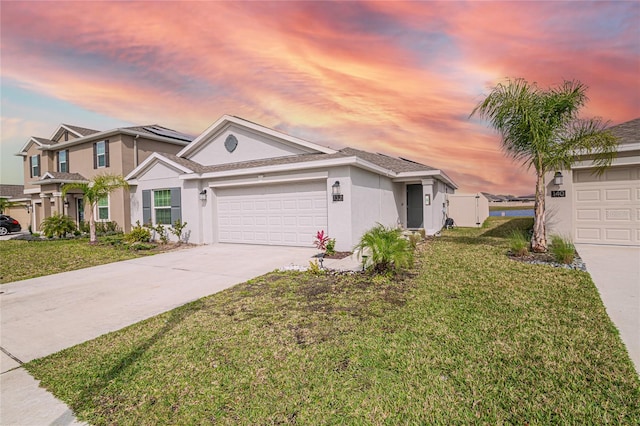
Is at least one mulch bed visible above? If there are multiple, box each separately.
[320,251,353,260]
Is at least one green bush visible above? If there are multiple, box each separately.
[354,224,414,274]
[129,242,155,251]
[169,219,188,243]
[40,214,77,238]
[325,238,336,255]
[550,235,575,264]
[95,221,121,236]
[124,221,151,243]
[100,235,125,246]
[508,230,530,257]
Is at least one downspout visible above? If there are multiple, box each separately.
[133,134,140,167]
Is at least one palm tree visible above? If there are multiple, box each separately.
[62,173,129,243]
[0,198,17,214]
[471,78,617,252]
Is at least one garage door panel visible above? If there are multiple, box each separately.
[573,165,639,246]
[217,181,327,247]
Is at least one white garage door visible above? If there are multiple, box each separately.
[574,165,640,246]
[217,181,327,246]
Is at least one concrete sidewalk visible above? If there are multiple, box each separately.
[576,244,640,375]
[1,244,317,425]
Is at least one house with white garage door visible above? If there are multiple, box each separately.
[546,117,640,246]
[126,115,457,251]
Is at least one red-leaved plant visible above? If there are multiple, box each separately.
[314,230,330,251]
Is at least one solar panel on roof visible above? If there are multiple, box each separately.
[142,126,193,142]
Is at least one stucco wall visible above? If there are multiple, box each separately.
[188,124,311,166]
[349,167,402,250]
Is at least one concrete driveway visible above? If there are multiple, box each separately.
[1,243,316,425]
[576,244,640,375]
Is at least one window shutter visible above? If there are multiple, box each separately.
[29,157,33,178]
[66,150,70,172]
[104,140,110,167]
[36,155,41,177]
[56,151,60,172]
[93,143,97,169]
[142,190,151,225]
[170,187,181,224]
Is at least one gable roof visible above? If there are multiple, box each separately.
[178,115,337,158]
[18,123,194,156]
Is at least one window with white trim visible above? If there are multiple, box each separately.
[153,189,172,225]
[96,141,107,168]
[58,150,68,173]
[97,196,109,221]
[30,155,40,177]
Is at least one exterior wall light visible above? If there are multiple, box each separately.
[553,171,563,186]
[64,200,70,207]
[332,181,343,202]
[199,189,207,201]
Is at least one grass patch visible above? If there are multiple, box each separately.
[26,218,640,424]
[0,238,176,284]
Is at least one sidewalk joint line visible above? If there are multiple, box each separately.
[0,346,24,366]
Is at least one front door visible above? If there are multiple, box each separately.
[407,184,423,228]
[77,198,84,224]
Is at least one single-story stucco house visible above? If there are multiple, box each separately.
[546,117,640,246]
[126,115,457,251]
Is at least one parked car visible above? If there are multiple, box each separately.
[0,215,21,235]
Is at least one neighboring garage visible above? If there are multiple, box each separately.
[547,118,640,246]
[216,181,328,246]
[573,165,639,246]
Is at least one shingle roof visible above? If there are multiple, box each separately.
[33,137,56,145]
[0,184,25,198]
[63,124,100,137]
[608,118,640,145]
[41,172,87,181]
[158,147,437,175]
[339,147,436,172]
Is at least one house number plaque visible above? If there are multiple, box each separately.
[551,190,566,198]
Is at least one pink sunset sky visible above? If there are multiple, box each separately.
[1,1,638,194]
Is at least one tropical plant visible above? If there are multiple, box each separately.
[62,174,129,243]
[550,235,576,264]
[314,230,330,252]
[471,78,617,252]
[508,230,530,257]
[40,214,77,238]
[354,224,414,274]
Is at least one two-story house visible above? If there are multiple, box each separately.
[17,123,194,232]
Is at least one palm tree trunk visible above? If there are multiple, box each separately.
[531,171,547,252]
[87,206,97,244]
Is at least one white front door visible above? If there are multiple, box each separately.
[217,181,328,246]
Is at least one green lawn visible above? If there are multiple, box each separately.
[26,218,640,424]
[0,238,164,284]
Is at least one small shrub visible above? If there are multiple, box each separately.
[78,221,90,233]
[550,235,575,264]
[129,242,155,251]
[95,221,121,236]
[354,224,414,274]
[325,238,336,255]
[100,235,124,246]
[125,221,151,243]
[40,214,77,238]
[170,219,188,243]
[145,223,169,244]
[508,230,529,257]
[307,260,325,275]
